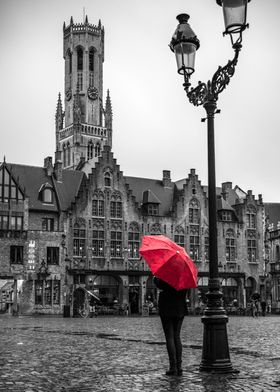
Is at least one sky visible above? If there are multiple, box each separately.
[0,0,280,202]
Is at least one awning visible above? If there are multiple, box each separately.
[83,288,101,302]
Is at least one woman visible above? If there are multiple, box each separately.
[154,277,188,376]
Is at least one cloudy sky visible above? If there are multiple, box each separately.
[0,0,279,202]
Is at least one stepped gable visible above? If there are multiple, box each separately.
[124,176,174,216]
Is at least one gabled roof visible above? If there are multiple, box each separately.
[264,203,280,229]
[142,189,161,204]
[124,176,174,216]
[216,196,235,211]
[4,163,84,212]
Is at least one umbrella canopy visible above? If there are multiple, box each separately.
[140,235,198,291]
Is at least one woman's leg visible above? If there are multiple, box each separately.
[173,316,184,374]
[160,316,177,373]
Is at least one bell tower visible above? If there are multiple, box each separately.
[55,16,113,170]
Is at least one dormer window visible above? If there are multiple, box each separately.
[43,188,53,203]
[39,183,54,204]
[222,211,232,222]
[148,204,159,216]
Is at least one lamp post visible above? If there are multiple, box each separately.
[170,0,251,372]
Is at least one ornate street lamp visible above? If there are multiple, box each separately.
[170,0,251,373]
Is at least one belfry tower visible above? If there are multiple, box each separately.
[55,16,112,169]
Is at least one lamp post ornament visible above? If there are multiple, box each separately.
[170,0,251,372]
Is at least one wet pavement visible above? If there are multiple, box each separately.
[0,314,280,391]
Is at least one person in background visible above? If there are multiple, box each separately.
[153,276,188,376]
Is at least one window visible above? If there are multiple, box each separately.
[35,280,60,306]
[222,211,232,221]
[0,214,9,230]
[174,226,185,247]
[10,246,23,264]
[42,218,54,231]
[73,225,86,256]
[225,229,236,261]
[87,141,93,160]
[10,215,23,230]
[95,143,101,157]
[47,247,59,265]
[128,223,140,258]
[189,199,200,224]
[190,225,199,261]
[69,51,72,73]
[147,204,159,216]
[111,230,122,257]
[78,72,83,91]
[63,144,66,167]
[110,194,122,218]
[89,72,94,87]
[67,143,71,167]
[246,206,256,228]
[92,228,104,257]
[89,49,94,72]
[0,166,24,202]
[77,47,83,70]
[92,192,104,217]
[104,172,111,187]
[204,235,209,261]
[248,239,256,262]
[42,188,53,204]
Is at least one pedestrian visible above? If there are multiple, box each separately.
[261,300,267,317]
[153,276,188,376]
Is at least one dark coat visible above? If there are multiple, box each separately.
[154,277,188,318]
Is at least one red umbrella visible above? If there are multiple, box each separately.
[140,235,198,290]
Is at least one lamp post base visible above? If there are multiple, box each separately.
[200,307,233,372]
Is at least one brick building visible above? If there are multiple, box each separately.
[0,16,267,316]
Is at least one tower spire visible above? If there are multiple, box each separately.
[55,93,64,151]
[105,89,113,147]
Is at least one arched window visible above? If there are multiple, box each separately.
[62,144,67,167]
[77,47,83,70]
[150,223,161,235]
[189,198,200,224]
[225,229,236,261]
[95,142,101,157]
[73,223,86,256]
[174,226,185,247]
[92,221,104,257]
[190,225,199,261]
[110,222,122,257]
[128,223,140,258]
[247,230,257,262]
[42,188,53,203]
[110,193,122,218]
[92,191,104,217]
[89,48,94,72]
[104,172,111,187]
[68,51,72,74]
[246,205,256,228]
[67,142,71,167]
[87,141,93,160]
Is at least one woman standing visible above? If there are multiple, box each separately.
[154,277,188,376]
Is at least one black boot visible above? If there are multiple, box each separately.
[165,369,177,376]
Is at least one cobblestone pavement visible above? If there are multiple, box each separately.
[0,315,280,392]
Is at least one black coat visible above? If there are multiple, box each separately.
[154,277,188,318]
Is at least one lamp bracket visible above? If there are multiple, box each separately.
[184,43,241,106]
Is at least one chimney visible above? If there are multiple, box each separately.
[221,182,232,201]
[162,170,171,188]
[54,156,63,182]
[44,156,53,176]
